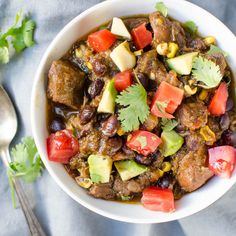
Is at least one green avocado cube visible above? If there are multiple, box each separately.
[160,130,184,157]
[88,155,113,183]
[114,160,147,181]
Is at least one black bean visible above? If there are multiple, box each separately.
[79,105,95,125]
[122,145,136,157]
[135,73,149,90]
[226,98,234,111]
[92,58,107,76]
[134,154,154,166]
[220,113,230,130]
[88,79,104,99]
[156,173,174,189]
[221,130,236,147]
[101,115,119,137]
[100,137,123,156]
[49,117,65,133]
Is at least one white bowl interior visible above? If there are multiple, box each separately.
[31,0,236,223]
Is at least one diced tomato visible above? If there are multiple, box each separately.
[114,70,133,92]
[126,130,162,156]
[208,82,228,116]
[88,29,116,52]
[47,129,79,164]
[208,145,236,178]
[131,23,152,49]
[151,81,184,118]
[141,187,175,212]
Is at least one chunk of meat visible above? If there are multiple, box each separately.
[135,50,182,87]
[123,17,149,31]
[89,183,115,200]
[174,146,213,192]
[185,38,207,52]
[204,52,227,75]
[207,116,223,140]
[176,101,208,130]
[47,60,85,109]
[185,132,205,151]
[149,12,186,48]
[141,113,159,131]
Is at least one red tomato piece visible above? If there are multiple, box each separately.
[141,187,175,212]
[114,70,133,92]
[151,81,184,118]
[208,82,228,116]
[126,131,162,156]
[208,145,236,178]
[131,23,152,49]
[88,29,116,52]
[47,129,79,164]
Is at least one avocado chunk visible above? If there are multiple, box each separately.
[110,41,136,72]
[97,79,117,113]
[111,17,131,40]
[88,155,113,183]
[166,52,198,75]
[114,160,147,181]
[160,130,184,157]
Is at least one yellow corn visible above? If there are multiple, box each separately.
[188,79,195,86]
[184,85,198,96]
[134,49,143,56]
[162,162,172,172]
[156,43,168,56]
[200,125,216,142]
[158,169,164,177]
[75,177,92,189]
[199,90,208,100]
[204,36,216,46]
[75,48,83,58]
[167,42,179,58]
[86,62,93,70]
[117,127,126,136]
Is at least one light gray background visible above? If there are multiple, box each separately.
[1,0,236,235]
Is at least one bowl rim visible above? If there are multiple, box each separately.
[31,0,236,223]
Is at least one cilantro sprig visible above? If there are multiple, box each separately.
[192,56,223,89]
[7,137,43,207]
[116,84,150,132]
[155,2,168,17]
[0,11,36,64]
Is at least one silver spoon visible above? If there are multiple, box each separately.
[0,85,46,236]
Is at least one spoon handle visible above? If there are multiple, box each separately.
[1,148,46,236]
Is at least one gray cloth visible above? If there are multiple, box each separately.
[0,0,236,235]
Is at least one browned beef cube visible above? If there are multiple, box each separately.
[47,60,85,109]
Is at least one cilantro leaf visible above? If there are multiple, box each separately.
[161,118,178,131]
[156,101,168,114]
[192,56,223,89]
[207,45,228,57]
[183,21,198,35]
[8,137,43,207]
[0,46,9,64]
[116,84,150,132]
[155,2,168,17]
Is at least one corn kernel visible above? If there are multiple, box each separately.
[204,36,216,46]
[200,125,216,143]
[86,62,93,70]
[199,90,208,100]
[188,79,195,86]
[158,169,164,177]
[75,177,92,189]
[134,49,143,56]
[167,42,179,58]
[117,127,126,136]
[162,162,172,172]
[75,48,83,58]
[156,43,168,56]
[184,85,198,96]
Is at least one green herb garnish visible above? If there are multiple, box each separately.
[207,45,228,57]
[183,21,198,35]
[116,84,150,132]
[155,2,168,17]
[156,101,168,114]
[161,118,178,131]
[192,56,223,89]
[7,137,43,207]
[0,11,36,64]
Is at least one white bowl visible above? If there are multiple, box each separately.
[31,0,236,223]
